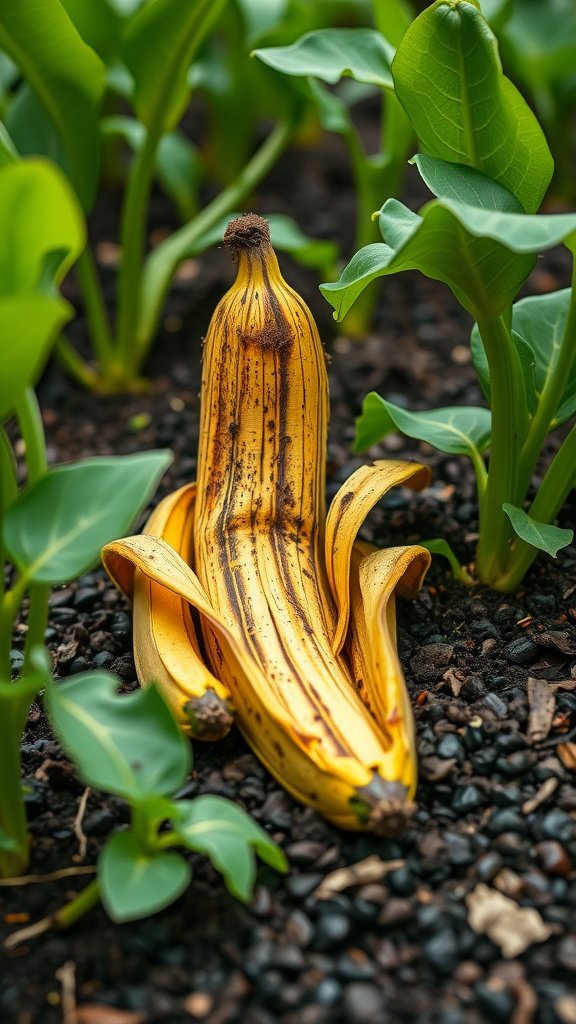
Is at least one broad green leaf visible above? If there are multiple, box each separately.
[372,0,413,47]
[354,391,396,451]
[99,831,191,922]
[0,0,106,209]
[254,28,395,88]
[124,0,229,133]
[420,538,474,584]
[101,116,201,221]
[411,154,523,212]
[503,503,573,556]
[236,0,288,46]
[0,828,20,852]
[3,451,172,584]
[46,675,190,801]
[175,795,288,902]
[0,121,17,166]
[471,290,576,425]
[60,0,123,64]
[7,85,66,170]
[0,160,85,296]
[356,393,491,457]
[392,0,553,212]
[321,197,576,320]
[0,295,71,418]
[501,0,576,86]
[266,213,338,272]
[308,77,353,137]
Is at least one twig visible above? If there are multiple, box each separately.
[73,787,91,861]
[55,961,77,1024]
[0,865,96,887]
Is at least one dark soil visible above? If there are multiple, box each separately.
[2,128,576,1024]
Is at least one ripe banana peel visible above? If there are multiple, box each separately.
[102,214,432,833]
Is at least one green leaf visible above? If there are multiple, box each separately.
[411,154,523,212]
[0,160,85,296]
[60,0,123,64]
[266,213,338,272]
[420,538,474,584]
[124,0,228,133]
[479,0,512,30]
[354,391,397,451]
[503,503,573,556]
[307,77,353,137]
[0,296,71,419]
[236,0,288,46]
[0,120,17,166]
[392,0,553,212]
[253,28,395,88]
[0,827,20,852]
[501,0,576,87]
[373,0,413,47]
[321,197,576,320]
[174,795,288,902]
[356,394,491,457]
[0,0,106,209]
[99,831,191,922]
[472,289,576,425]
[3,451,172,584]
[46,675,191,801]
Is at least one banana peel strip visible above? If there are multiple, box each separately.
[325,459,431,655]
[347,543,431,797]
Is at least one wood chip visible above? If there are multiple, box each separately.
[557,741,576,771]
[466,884,554,958]
[314,855,405,899]
[527,677,556,742]
[76,1007,145,1024]
[522,776,558,814]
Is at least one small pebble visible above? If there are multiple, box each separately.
[342,982,384,1022]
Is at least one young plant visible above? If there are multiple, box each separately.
[6,669,286,946]
[0,0,304,392]
[253,5,414,333]
[101,215,432,834]
[0,159,172,874]
[321,1,575,592]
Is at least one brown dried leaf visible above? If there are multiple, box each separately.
[466,884,554,958]
[527,677,556,742]
[314,855,405,899]
[557,741,576,771]
[442,667,466,697]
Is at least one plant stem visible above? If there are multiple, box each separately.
[0,677,42,878]
[13,390,49,673]
[475,313,528,586]
[518,260,576,493]
[137,115,297,361]
[4,878,101,947]
[75,247,114,371]
[496,421,576,592]
[54,336,103,392]
[115,128,159,376]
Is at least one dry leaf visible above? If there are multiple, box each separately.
[314,855,405,899]
[76,1007,146,1024]
[442,667,466,697]
[527,677,556,742]
[557,741,576,771]
[466,884,554,958]
[535,631,576,656]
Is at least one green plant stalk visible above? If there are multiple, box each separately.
[13,390,49,673]
[475,313,529,586]
[495,421,576,593]
[0,426,17,605]
[54,336,103,392]
[75,246,115,371]
[136,114,298,360]
[0,677,42,877]
[114,127,160,380]
[5,877,101,946]
[518,260,576,493]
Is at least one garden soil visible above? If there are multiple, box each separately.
[1,128,575,1024]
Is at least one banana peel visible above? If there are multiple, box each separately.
[102,214,432,833]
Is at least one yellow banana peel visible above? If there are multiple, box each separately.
[102,214,432,833]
